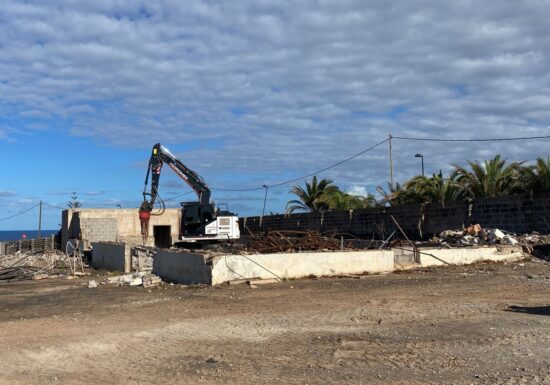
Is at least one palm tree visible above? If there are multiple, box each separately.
[67,192,82,208]
[521,156,550,193]
[375,182,420,207]
[285,176,338,213]
[319,190,376,210]
[403,171,464,206]
[452,155,524,198]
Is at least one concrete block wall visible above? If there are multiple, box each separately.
[91,242,131,273]
[80,218,118,248]
[241,192,550,240]
[153,250,213,284]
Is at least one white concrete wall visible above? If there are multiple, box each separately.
[211,250,395,285]
[91,242,131,273]
[418,246,524,267]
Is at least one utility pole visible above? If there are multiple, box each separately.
[415,153,425,176]
[388,133,394,187]
[38,200,42,240]
[262,185,269,217]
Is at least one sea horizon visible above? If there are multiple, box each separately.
[0,230,59,242]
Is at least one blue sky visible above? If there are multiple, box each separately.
[1,1,550,230]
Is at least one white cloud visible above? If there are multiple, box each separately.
[2,0,550,194]
[346,185,368,197]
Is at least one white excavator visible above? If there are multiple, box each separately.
[138,143,240,245]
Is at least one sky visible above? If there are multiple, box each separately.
[1,0,550,230]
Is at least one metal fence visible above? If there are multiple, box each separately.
[0,235,57,255]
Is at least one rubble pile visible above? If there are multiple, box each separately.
[515,232,550,245]
[88,272,162,288]
[431,224,550,249]
[433,225,519,246]
[0,250,78,282]
[245,230,344,253]
[131,246,155,272]
[0,250,67,269]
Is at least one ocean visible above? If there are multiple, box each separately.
[0,230,58,242]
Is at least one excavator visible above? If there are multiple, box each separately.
[138,143,240,245]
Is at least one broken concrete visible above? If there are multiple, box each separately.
[131,246,155,272]
[88,272,162,288]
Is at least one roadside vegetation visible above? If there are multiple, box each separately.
[285,155,550,213]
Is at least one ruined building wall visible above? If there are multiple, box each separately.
[61,208,182,248]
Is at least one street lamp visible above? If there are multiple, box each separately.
[262,185,269,217]
[415,153,425,176]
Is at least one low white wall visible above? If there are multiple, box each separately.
[418,246,524,267]
[211,250,395,285]
[91,242,131,273]
[153,249,212,284]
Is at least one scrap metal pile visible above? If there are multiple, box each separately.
[243,226,550,254]
[245,230,352,253]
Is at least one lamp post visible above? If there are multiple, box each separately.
[415,153,424,176]
[262,185,269,217]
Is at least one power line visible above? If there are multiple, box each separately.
[0,204,39,222]
[270,138,390,188]
[163,191,193,202]
[393,134,550,142]
[43,202,66,210]
[209,138,390,192]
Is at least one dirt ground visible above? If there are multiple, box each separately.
[0,259,549,385]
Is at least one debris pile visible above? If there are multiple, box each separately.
[0,250,77,282]
[245,230,344,253]
[516,232,550,245]
[131,246,155,272]
[88,272,162,288]
[433,224,528,247]
[0,266,45,282]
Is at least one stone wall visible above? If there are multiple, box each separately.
[241,192,550,239]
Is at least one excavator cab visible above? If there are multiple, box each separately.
[180,202,213,236]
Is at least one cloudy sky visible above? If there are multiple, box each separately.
[1,0,550,230]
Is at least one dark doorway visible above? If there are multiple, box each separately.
[153,226,171,248]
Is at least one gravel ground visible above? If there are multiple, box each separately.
[0,259,549,385]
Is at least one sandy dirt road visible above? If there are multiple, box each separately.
[0,260,549,385]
